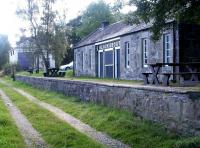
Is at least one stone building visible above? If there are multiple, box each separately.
[74,21,200,80]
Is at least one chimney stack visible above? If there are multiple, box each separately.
[101,21,109,29]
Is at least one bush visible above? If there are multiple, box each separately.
[66,69,73,77]
[3,63,22,75]
[3,63,12,75]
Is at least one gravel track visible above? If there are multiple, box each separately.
[14,88,130,148]
[0,89,47,148]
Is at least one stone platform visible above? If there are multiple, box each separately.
[16,75,200,136]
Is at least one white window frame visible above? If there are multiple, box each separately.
[90,50,92,70]
[142,38,148,67]
[104,49,114,78]
[75,53,78,69]
[125,42,130,68]
[98,50,104,77]
[115,47,120,78]
[82,51,84,70]
[164,33,172,63]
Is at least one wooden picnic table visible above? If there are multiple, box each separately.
[43,68,66,77]
[48,68,60,77]
[143,62,200,86]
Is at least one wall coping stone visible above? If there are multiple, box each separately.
[16,75,200,94]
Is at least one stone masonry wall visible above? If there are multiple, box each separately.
[74,44,96,77]
[16,75,200,136]
[120,25,176,80]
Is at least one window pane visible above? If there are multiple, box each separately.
[142,38,148,66]
[167,50,170,56]
[167,58,169,63]
[105,66,113,78]
[105,50,113,65]
[125,42,130,67]
[167,43,169,49]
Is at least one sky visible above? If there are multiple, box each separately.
[0,0,135,47]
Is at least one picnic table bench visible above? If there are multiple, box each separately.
[27,69,40,74]
[27,69,33,74]
[43,68,66,77]
[142,62,200,86]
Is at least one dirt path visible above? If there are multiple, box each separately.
[13,87,130,148]
[0,89,47,148]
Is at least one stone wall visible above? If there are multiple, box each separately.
[16,75,200,136]
[120,24,177,80]
[74,44,96,77]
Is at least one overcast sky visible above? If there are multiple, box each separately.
[0,0,134,47]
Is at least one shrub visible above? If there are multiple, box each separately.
[3,63,22,75]
[66,69,73,77]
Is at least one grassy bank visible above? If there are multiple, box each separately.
[4,78,200,148]
[0,94,25,147]
[0,83,102,148]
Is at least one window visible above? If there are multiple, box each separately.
[164,34,172,63]
[125,42,130,68]
[82,52,84,70]
[89,50,92,69]
[75,53,78,69]
[142,38,148,67]
[104,50,114,78]
[105,50,113,65]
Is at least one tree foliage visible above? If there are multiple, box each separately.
[0,35,10,70]
[127,0,200,40]
[17,0,69,69]
[75,0,115,38]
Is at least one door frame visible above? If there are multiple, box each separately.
[114,47,120,78]
[98,50,104,78]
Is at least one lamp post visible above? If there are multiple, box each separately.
[11,64,15,81]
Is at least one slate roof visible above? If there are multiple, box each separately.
[74,21,131,48]
[74,20,173,48]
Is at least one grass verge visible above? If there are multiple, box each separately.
[0,83,102,148]
[5,78,200,148]
[0,94,25,147]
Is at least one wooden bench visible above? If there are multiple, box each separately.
[43,69,66,77]
[58,71,66,77]
[35,69,39,73]
[162,72,200,86]
[27,69,33,74]
[142,72,152,84]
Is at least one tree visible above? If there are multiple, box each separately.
[52,24,70,67]
[0,35,10,70]
[76,0,115,38]
[17,0,69,70]
[112,0,126,21]
[127,0,200,40]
